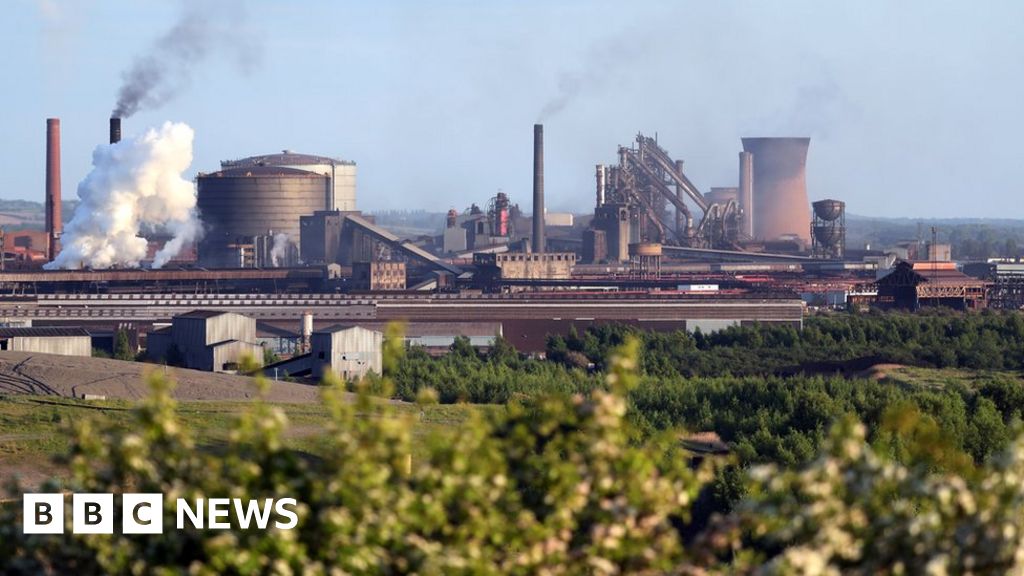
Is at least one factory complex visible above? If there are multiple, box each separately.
[0,115,1003,381]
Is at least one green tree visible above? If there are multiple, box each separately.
[113,330,134,362]
[262,345,281,366]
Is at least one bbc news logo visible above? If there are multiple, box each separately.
[23,494,299,534]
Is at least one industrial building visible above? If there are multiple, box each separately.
[311,325,382,381]
[0,327,90,357]
[146,310,263,372]
[875,261,986,310]
[586,134,743,262]
[352,261,406,291]
[196,166,330,267]
[441,192,519,254]
[473,252,576,282]
[965,262,1024,309]
[222,151,357,212]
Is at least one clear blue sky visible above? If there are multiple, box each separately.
[3,0,1022,217]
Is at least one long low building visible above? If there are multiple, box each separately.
[0,291,804,353]
[0,327,92,357]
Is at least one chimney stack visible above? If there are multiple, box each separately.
[532,124,545,253]
[109,117,122,144]
[45,118,62,260]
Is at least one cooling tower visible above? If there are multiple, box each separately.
[738,151,753,238]
[741,137,811,243]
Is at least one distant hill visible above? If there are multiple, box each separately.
[0,198,78,230]
[844,214,1024,260]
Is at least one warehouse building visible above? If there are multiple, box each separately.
[875,261,986,310]
[147,310,263,372]
[311,325,382,381]
[0,327,91,357]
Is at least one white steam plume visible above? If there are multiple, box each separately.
[46,122,201,270]
[270,233,290,267]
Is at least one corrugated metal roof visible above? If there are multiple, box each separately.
[0,327,90,338]
[314,325,381,335]
[177,310,232,319]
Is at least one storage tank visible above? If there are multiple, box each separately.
[221,151,357,211]
[196,166,329,267]
[741,137,811,243]
[704,187,739,207]
[811,199,846,259]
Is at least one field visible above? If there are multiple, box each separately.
[858,363,1024,391]
[0,351,490,493]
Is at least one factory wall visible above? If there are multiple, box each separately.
[473,253,576,280]
[150,311,262,372]
[352,261,406,291]
[311,326,382,381]
[285,162,356,212]
[172,312,256,348]
[299,211,345,265]
[6,335,91,357]
[210,340,264,373]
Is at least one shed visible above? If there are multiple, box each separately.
[146,310,263,372]
[0,327,91,357]
[311,325,382,381]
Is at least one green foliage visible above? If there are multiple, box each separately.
[736,416,1024,573]
[113,330,135,362]
[262,346,281,366]
[0,340,713,574]
[3,332,1024,572]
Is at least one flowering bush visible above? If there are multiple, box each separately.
[2,332,1023,574]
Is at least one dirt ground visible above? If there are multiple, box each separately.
[0,351,322,403]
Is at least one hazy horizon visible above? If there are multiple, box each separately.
[3,0,1021,219]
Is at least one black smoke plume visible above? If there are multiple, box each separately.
[112,2,260,118]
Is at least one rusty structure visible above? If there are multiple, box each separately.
[875,261,986,310]
[811,199,846,259]
[0,267,327,294]
[45,118,62,260]
[629,242,662,279]
[588,134,743,263]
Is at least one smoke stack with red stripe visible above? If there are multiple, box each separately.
[45,118,62,260]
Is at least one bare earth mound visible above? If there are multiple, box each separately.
[0,351,322,403]
[853,363,906,381]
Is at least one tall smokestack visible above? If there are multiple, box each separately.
[532,123,545,253]
[45,118,62,260]
[109,117,122,144]
[741,138,811,243]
